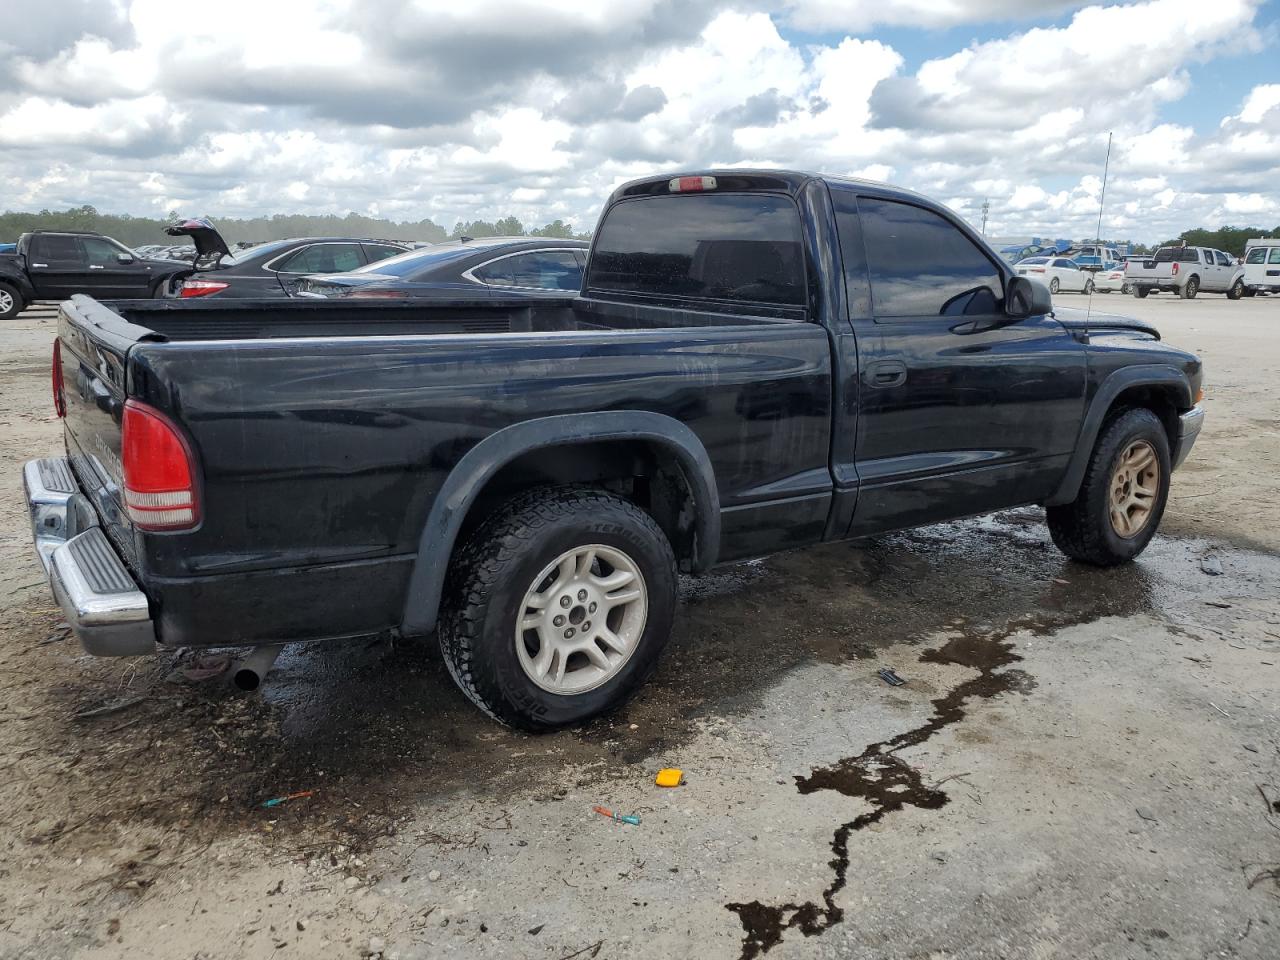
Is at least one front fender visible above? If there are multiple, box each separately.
[399,410,721,636]
[1045,364,1194,506]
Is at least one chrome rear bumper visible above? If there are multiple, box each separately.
[23,458,157,656]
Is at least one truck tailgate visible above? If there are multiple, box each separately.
[56,297,159,573]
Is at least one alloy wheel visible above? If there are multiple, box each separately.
[1109,440,1160,538]
[515,544,648,694]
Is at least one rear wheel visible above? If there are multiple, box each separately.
[1243,287,1257,298]
[1134,286,1150,298]
[1049,277,1060,294]
[1227,279,1245,300]
[438,487,677,730]
[1046,408,1171,566]
[0,282,23,320]
[1181,276,1199,299]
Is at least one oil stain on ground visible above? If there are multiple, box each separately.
[726,624,1036,959]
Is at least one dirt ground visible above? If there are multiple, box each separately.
[0,292,1277,960]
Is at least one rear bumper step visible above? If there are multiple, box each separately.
[23,458,157,656]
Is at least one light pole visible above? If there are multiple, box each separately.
[980,198,989,236]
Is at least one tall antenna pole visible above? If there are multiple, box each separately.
[1085,131,1113,328]
[981,198,990,236]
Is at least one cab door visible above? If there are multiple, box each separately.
[79,236,155,298]
[831,191,1088,538]
[25,234,87,299]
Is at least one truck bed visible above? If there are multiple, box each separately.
[87,293,799,342]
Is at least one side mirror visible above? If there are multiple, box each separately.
[116,253,135,264]
[1006,275,1052,319]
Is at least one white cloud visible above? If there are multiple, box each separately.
[0,0,1274,244]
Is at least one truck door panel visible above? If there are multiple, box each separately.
[26,235,87,299]
[837,194,1087,537]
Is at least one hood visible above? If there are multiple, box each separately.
[1052,305,1160,340]
[165,217,231,264]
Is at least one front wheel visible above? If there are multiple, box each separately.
[1046,408,1171,566]
[1049,277,1060,294]
[438,487,677,730]
[1227,279,1245,300]
[1083,279,1094,295]
[1121,282,1132,295]
[0,282,23,320]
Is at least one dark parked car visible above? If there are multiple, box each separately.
[26,169,1203,732]
[0,231,191,318]
[168,218,411,298]
[294,237,589,299]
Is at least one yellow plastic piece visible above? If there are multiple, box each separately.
[655,768,683,788]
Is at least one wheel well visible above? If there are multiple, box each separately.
[1106,385,1180,449]
[457,440,700,572]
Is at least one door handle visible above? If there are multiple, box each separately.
[31,263,48,268]
[89,265,104,270]
[867,360,907,388]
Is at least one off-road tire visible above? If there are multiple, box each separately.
[0,282,23,320]
[1134,286,1150,298]
[1049,277,1060,294]
[1046,408,1171,566]
[438,486,677,731]
[1227,279,1245,300]
[1181,276,1199,299]
[1243,287,1257,298]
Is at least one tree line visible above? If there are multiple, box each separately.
[0,206,592,247]
[1152,226,1280,258]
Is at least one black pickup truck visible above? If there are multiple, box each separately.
[23,170,1204,729]
[0,231,193,319]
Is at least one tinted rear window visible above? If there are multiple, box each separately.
[587,193,805,306]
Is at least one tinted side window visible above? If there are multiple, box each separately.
[830,190,871,318]
[1214,251,1231,266]
[81,237,127,266]
[278,243,365,274]
[474,251,582,291]
[1245,248,1266,264]
[1270,247,1280,264]
[1178,248,1200,263]
[31,235,84,264]
[363,243,404,264]
[588,193,805,306]
[859,197,1001,318]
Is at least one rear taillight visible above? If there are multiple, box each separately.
[121,400,199,530]
[1030,268,1045,273]
[180,279,229,298]
[348,288,407,299]
[1171,263,1179,276]
[52,339,66,418]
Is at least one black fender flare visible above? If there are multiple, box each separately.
[400,410,721,636]
[0,268,35,305]
[1046,364,1193,506]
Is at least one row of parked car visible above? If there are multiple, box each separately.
[1012,238,1280,300]
[0,218,589,319]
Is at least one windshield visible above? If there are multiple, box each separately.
[351,244,480,279]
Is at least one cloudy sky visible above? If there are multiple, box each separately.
[1,0,1277,242]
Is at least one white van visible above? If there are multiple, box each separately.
[1243,239,1280,295]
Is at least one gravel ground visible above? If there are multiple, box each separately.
[0,292,1277,960]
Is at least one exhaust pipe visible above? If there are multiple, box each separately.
[232,644,284,691]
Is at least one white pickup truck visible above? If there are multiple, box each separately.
[1125,245,1246,299]
[1243,239,1280,295]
